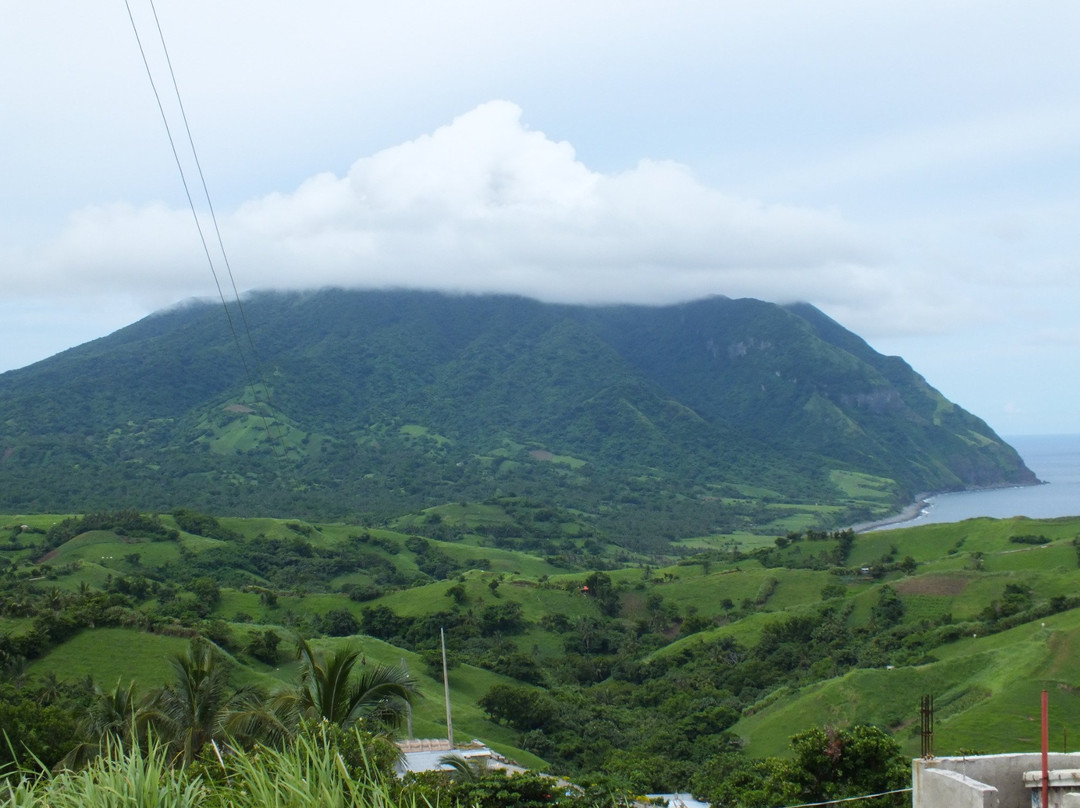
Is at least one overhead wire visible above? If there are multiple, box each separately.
[124,0,289,461]
[773,787,913,808]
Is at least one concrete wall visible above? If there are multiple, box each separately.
[914,768,998,808]
[914,753,1080,808]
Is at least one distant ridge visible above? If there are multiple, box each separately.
[0,290,1034,545]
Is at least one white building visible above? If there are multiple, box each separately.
[913,752,1080,807]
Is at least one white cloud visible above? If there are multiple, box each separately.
[3,2,1079,435]
[19,101,885,317]
[754,104,1080,200]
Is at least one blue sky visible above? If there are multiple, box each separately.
[3,1,1079,436]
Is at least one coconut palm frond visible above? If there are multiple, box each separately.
[279,637,421,733]
[145,639,270,767]
[439,753,489,782]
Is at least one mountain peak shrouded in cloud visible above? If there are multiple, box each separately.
[233,100,874,306]
[22,100,874,312]
[0,290,1036,523]
[5,1,1080,434]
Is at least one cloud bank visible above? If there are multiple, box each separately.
[17,101,895,319]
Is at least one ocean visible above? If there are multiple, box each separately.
[882,434,1080,529]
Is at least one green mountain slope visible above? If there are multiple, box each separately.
[0,291,1033,543]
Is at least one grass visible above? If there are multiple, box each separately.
[829,469,899,502]
[651,610,788,661]
[0,616,34,637]
[26,628,192,686]
[432,541,564,578]
[45,531,184,569]
[21,624,545,774]
[10,511,1080,772]
[0,732,425,808]
[733,653,991,758]
[399,424,452,445]
[2,742,205,808]
[673,531,781,553]
[734,608,1080,759]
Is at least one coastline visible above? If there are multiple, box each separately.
[849,495,930,534]
[849,479,1048,534]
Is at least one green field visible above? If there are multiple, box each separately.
[6,509,1080,779]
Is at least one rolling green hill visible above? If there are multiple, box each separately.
[0,291,1033,549]
[4,507,1080,792]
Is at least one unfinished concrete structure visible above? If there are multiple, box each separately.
[913,753,1080,807]
[395,738,527,777]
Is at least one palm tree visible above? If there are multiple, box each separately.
[143,639,276,767]
[88,679,143,742]
[272,638,419,734]
[439,753,490,782]
[35,671,63,705]
[58,678,146,770]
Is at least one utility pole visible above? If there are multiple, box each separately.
[402,657,413,739]
[441,627,453,746]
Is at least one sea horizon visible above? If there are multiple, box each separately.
[877,432,1080,530]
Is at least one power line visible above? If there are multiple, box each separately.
[124,0,288,461]
[775,788,913,808]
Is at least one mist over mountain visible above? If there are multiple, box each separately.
[0,290,1034,547]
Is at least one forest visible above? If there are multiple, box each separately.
[0,291,1036,546]
[4,506,1080,806]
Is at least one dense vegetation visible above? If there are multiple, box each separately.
[0,722,909,808]
[3,507,1080,806]
[0,291,1057,804]
[0,291,1034,550]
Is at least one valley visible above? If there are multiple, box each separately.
[0,291,1058,805]
[3,504,1080,803]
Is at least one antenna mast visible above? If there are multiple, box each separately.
[441,627,453,746]
[401,657,413,739]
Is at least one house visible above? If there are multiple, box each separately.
[645,794,709,808]
[395,738,526,776]
[913,752,1080,807]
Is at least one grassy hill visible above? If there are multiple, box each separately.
[4,506,1080,790]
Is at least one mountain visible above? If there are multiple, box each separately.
[0,290,1034,545]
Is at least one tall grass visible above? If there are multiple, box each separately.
[0,733,420,808]
[211,730,417,808]
[1,742,204,808]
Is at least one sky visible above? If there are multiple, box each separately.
[2,1,1079,437]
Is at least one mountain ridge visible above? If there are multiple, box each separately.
[0,289,1035,544]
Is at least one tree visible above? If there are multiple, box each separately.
[446,583,468,605]
[788,725,909,806]
[272,638,418,733]
[694,725,908,808]
[0,684,77,771]
[603,749,676,794]
[582,572,620,617]
[821,582,846,600]
[999,582,1033,617]
[245,629,282,664]
[60,679,147,769]
[440,752,490,782]
[142,639,271,767]
[479,601,525,636]
[187,577,220,605]
[406,767,575,808]
[318,608,360,637]
[871,586,905,627]
[478,684,559,732]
